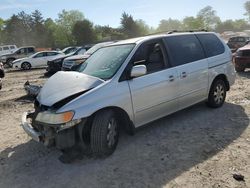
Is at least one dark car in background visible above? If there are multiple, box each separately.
[0,62,4,90]
[61,46,79,55]
[233,44,250,72]
[46,46,90,74]
[227,36,250,52]
[62,42,115,71]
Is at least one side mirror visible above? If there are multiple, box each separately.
[130,65,147,78]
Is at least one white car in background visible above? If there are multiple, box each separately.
[12,51,64,70]
[0,45,17,56]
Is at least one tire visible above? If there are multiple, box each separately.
[21,62,31,70]
[235,65,245,72]
[90,110,119,157]
[207,79,227,108]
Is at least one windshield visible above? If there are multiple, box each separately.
[75,48,86,55]
[78,44,134,80]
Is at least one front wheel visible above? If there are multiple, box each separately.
[21,62,31,70]
[90,110,119,157]
[207,79,227,108]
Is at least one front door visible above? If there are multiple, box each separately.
[128,39,179,127]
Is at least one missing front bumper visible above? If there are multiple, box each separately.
[21,112,41,142]
[21,112,86,150]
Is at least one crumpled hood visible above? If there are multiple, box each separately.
[65,54,90,61]
[37,71,104,107]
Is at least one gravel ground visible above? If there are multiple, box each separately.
[0,68,249,188]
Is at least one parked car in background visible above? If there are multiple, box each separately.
[0,46,36,67]
[0,45,17,56]
[233,44,250,72]
[21,32,235,157]
[227,36,250,52]
[0,62,4,90]
[12,51,64,70]
[61,47,78,55]
[62,42,115,71]
[46,46,90,74]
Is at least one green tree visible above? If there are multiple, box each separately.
[182,16,204,30]
[244,1,250,21]
[0,18,5,44]
[197,6,221,30]
[136,19,150,35]
[72,20,96,45]
[120,12,141,38]
[157,18,183,32]
[56,10,84,46]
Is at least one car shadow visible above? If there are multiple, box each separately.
[14,95,35,103]
[237,69,250,79]
[0,102,249,188]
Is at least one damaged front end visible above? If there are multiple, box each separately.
[21,99,85,149]
[21,71,104,150]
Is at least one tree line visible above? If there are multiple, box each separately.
[1,2,250,48]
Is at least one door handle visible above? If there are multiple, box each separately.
[181,72,187,78]
[169,75,175,82]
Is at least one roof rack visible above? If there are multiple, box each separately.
[144,29,208,37]
[167,29,208,34]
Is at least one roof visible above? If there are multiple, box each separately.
[110,31,214,46]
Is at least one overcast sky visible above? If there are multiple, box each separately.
[0,0,248,27]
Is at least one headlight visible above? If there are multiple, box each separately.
[36,111,75,125]
[74,59,86,65]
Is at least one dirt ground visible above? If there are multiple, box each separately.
[0,68,249,188]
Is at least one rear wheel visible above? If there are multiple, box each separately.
[207,79,227,108]
[90,110,119,157]
[21,62,31,70]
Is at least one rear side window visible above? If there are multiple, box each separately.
[196,34,225,57]
[3,46,9,50]
[47,52,59,56]
[27,48,35,53]
[164,35,205,66]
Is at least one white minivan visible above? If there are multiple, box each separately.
[22,32,236,157]
[0,45,17,56]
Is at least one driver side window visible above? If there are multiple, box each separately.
[132,40,167,74]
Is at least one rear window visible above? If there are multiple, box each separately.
[196,34,225,57]
[164,35,205,66]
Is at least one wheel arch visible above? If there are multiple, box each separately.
[211,74,230,91]
[88,106,135,135]
[21,61,32,69]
